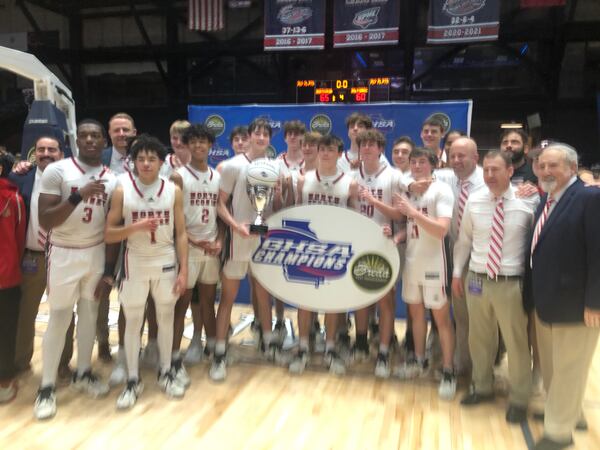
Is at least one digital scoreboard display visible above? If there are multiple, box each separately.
[296,78,391,104]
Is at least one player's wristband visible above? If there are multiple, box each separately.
[68,190,83,206]
[104,262,115,277]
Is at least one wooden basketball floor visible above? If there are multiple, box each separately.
[1,296,599,450]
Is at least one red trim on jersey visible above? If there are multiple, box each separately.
[157,179,165,197]
[184,165,199,180]
[242,153,251,163]
[129,172,144,199]
[99,167,109,178]
[316,170,321,182]
[124,247,129,280]
[344,152,352,163]
[45,243,52,295]
[359,163,386,181]
[168,154,176,169]
[332,172,345,185]
[208,167,214,181]
[70,157,85,174]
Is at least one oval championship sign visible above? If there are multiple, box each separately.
[250,204,400,313]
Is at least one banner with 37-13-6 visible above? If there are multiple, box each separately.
[333,0,399,48]
[264,0,326,51]
[427,0,500,44]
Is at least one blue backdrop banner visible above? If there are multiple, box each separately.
[188,100,472,168]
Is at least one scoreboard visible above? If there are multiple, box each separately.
[296,77,392,104]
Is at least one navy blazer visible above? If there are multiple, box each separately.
[9,167,37,226]
[101,146,113,167]
[528,178,600,323]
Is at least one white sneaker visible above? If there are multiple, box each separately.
[395,360,426,380]
[289,350,309,374]
[157,370,185,398]
[374,353,391,379]
[209,355,227,382]
[71,370,110,398]
[116,380,144,410]
[34,386,57,420]
[172,359,191,389]
[183,335,203,365]
[109,361,127,387]
[325,350,346,376]
[141,340,159,369]
[438,371,457,400]
[272,320,287,347]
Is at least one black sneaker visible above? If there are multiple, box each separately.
[374,352,390,378]
[34,386,57,420]
[351,342,370,362]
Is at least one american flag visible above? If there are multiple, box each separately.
[189,0,224,32]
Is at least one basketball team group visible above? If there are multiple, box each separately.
[1,110,598,450]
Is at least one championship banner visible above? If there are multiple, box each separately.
[333,0,400,48]
[250,205,400,312]
[521,0,565,7]
[188,100,472,167]
[427,0,500,44]
[264,0,325,51]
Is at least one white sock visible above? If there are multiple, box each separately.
[75,298,99,376]
[41,307,73,386]
[156,303,175,374]
[123,305,145,380]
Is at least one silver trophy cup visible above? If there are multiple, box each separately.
[247,184,274,235]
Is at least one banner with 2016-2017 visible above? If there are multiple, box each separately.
[264,0,326,51]
[333,0,400,48]
[427,0,500,44]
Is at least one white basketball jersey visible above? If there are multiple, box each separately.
[403,180,454,286]
[40,157,117,248]
[121,173,176,266]
[354,164,399,227]
[337,150,389,173]
[301,170,352,207]
[177,165,220,243]
[159,154,179,178]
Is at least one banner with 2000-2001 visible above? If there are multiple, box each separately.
[250,204,400,313]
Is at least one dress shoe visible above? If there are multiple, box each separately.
[505,404,527,423]
[533,436,573,450]
[460,390,495,406]
[532,412,587,431]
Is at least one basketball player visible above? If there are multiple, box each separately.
[172,124,222,385]
[210,118,285,382]
[34,120,119,420]
[105,135,188,409]
[352,129,404,378]
[394,147,457,400]
[337,112,389,173]
[289,134,359,375]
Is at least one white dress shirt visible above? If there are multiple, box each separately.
[25,169,47,251]
[453,185,540,277]
[109,146,128,174]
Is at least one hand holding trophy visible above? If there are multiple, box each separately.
[246,158,280,235]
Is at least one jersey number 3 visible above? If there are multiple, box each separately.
[82,207,93,223]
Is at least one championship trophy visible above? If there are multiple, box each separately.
[246,159,279,235]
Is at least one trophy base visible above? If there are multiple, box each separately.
[249,224,269,235]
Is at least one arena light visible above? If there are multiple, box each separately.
[500,122,524,129]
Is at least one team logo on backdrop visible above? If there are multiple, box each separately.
[204,115,226,137]
[252,219,354,287]
[353,7,380,29]
[443,0,486,16]
[371,114,395,133]
[278,5,312,25]
[310,114,332,135]
[425,112,451,132]
[208,144,231,166]
[351,253,392,291]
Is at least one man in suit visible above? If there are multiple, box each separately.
[528,143,600,450]
[10,136,74,379]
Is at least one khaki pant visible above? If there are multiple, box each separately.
[535,313,599,441]
[15,250,73,371]
[465,272,531,406]
[452,271,471,375]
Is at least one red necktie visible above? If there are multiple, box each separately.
[457,180,470,230]
[486,197,504,279]
[530,196,554,266]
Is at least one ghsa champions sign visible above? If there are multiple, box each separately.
[250,205,400,313]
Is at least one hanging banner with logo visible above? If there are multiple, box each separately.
[188,100,472,167]
[264,0,326,51]
[427,0,500,44]
[250,205,400,312]
[333,0,400,48]
[521,0,565,7]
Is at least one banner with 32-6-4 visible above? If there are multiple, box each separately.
[264,0,325,51]
[333,0,400,48]
[427,0,500,44]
